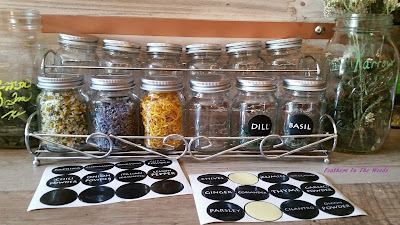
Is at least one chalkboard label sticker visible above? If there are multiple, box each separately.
[78,186,115,203]
[245,201,282,222]
[247,115,273,136]
[268,183,303,199]
[145,159,173,167]
[116,183,151,199]
[115,161,144,169]
[235,185,269,201]
[202,186,235,201]
[197,174,228,185]
[148,168,178,180]
[116,170,147,183]
[52,166,83,174]
[288,172,319,182]
[84,163,114,172]
[46,175,80,188]
[316,197,355,216]
[151,180,184,195]
[286,114,313,135]
[301,182,335,197]
[40,189,78,206]
[82,172,114,186]
[207,202,245,222]
[258,172,289,183]
[280,200,319,219]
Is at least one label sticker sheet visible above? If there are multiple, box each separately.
[28,158,192,211]
[189,171,366,224]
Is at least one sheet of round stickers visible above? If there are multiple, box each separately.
[189,171,366,224]
[28,159,192,211]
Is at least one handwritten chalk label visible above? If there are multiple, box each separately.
[207,202,245,222]
[148,168,177,180]
[202,186,235,201]
[197,174,228,185]
[235,185,269,201]
[316,197,355,216]
[116,170,147,183]
[301,182,335,197]
[52,166,83,174]
[247,115,272,136]
[258,172,289,183]
[286,114,313,135]
[0,79,33,120]
[280,200,319,219]
[46,175,80,188]
[269,183,303,199]
[82,172,114,186]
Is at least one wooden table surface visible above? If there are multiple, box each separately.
[0,129,399,225]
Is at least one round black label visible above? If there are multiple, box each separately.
[78,186,115,203]
[197,174,228,185]
[258,172,289,183]
[115,161,144,169]
[247,115,272,136]
[288,172,319,182]
[82,172,114,186]
[207,202,245,222]
[116,170,147,183]
[269,183,303,199]
[202,186,235,201]
[316,197,355,216]
[40,189,78,206]
[151,180,184,195]
[52,166,83,174]
[148,168,178,180]
[46,175,80,188]
[280,200,319,219]
[235,185,269,201]
[116,183,151,199]
[286,114,313,135]
[84,163,114,172]
[145,159,172,167]
[301,182,335,197]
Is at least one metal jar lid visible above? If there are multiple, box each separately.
[103,39,141,53]
[59,32,99,46]
[226,41,262,53]
[38,74,84,89]
[190,74,231,93]
[283,78,326,91]
[266,37,302,50]
[141,75,183,92]
[146,43,182,54]
[91,75,135,91]
[186,44,222,54]
[236,77,277,92]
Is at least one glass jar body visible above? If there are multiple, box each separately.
[99,49,141,75]
[324,14,399,153]
[144,52,182,77]
[88,89,140,151]
[186,91,230,151]
[187,52,225,75]
[37,87,88,151]
[140,90,184,150]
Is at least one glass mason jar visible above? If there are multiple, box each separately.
[324,14,399,153]
[0,9,42,149]
[143,43,182,77]
[88,75,140,151]
[231,77,278,149]
[140,75,184,150]
[279,79,326,150]
[186,74,231,151]
[37,75,88,152]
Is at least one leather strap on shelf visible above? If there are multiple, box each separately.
[42,15,334,39]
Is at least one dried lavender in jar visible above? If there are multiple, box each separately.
[89,76,140,151]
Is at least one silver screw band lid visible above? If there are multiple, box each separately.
[38,73,84,89]
[266,37,302,50]
[190,74,231,93]
[236,77,277,92]
[103,39,141,52]
[146,42,182,54]
[141,75,183,92]
[59,33,99,47]
[226,41,262,53]
[91,75,135,91]
[186,43,222,54]
[283,78,326,91]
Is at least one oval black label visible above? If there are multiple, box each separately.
[46,175,80,188]
[52,166,83,174]
[202,186,235,201]
[301,182,335,197]
[148,168,178,180]
[151,180,184,195]
[197,174,228,185]
[288,172,319,182]
[84,163,114,172]
[145,159,173,167]
[281,200,319,219]
[235,185,269,201]
[116,170,147,183]
[78,186,115,203]
[116,183,151,199]
[269,183,303,199]
[286,114,313,135]
[207,202,245,222]
[40,189,78,206]
[115,161,144,169]
[247,115,272,136]
[316,197,355,216]
[82,172,114,186]
[258,172,289,183]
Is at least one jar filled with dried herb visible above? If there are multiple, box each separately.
[278,79,326,150]
[140,75,184,150]
[37,75,88,152]
[89,75,140,151]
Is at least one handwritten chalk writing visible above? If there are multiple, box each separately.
[353,52,395,73]
[0,79,32,91]
[1,110,26,120]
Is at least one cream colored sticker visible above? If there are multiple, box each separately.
[228,172,258,185]
[245,201,282,222]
